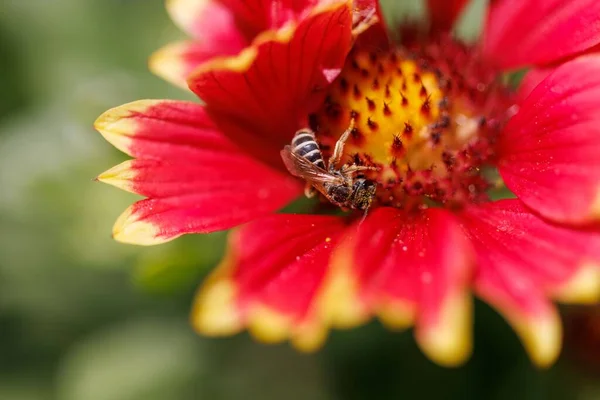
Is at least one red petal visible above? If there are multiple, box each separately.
[166,0,251,43]
[460,199,600,366]
[220,0,336,33]
[95,100,238,160]
[162,0,319,88]
[192,214,346,351]
[110,185,299,245]
[95,100,301,245]
[352,0,390,51]
[98,157,292,198]
[516,66,554,101]
[187,1,353,166]
[326,207,474,366]
[149,40,244,89]
[498,55,600,225]
[169,0,346,41]
[483,0,600,70]
[203,0,265,39]
[426,0,469,32]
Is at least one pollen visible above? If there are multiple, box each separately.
[311,40,513,209]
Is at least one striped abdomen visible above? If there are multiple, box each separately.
[291,129,326,169]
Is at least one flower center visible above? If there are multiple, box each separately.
[310,39,513,210]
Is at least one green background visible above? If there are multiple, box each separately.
[0,0,598,399]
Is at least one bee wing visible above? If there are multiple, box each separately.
[280,146,338,184]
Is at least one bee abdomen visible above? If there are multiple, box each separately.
[292,129,325,169]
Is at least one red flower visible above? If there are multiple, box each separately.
[95,0,600,366]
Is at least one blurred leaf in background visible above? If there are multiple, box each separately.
[0,0,599,399]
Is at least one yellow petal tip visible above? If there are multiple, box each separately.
[320,242,370,328]
[291,324,328,353]
[247,306,292,344]
[191,277,243,336]
[515,310,562,368]
[554,262,600,304]
[377,301,415,331]
[165,0,206,35]
[94,100,161,155]
[112,206,167,246]
[416,294,473,367]
[149,42,189,89]
[247,305,328,352]
[96,161,137,193]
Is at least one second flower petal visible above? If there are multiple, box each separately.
[460,199,600,367]
[187,0,353,166]
[191,214,346,351]
[95,100,301,245]
[325,207,474,366]
[483,0,600,69]
[498,54,600,225]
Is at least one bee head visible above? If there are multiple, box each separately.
[351,179,377,210]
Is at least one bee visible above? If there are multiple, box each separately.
[280,119,378,211]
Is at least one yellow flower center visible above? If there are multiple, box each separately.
[311,43,511,209]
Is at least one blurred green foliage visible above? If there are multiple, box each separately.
[0,0,599,399]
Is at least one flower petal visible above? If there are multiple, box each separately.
[98,157,301,241]
[159,1,367,89]
[426,0,469,33]
[94,99,237,159]
[110,184,298,246]
[483,0,600,69]
[460,199,600,367]
[325,207,474,366]
[352,0,390,50]
[219,0,330,32]
[516,66,554,100]
[187,1,353,166]
[97,157,294,198]
[95,100,301,245]
[149,41,243,90]
[168,0,336,40]
[166,0,251,42]
[191,214,345,351]
[498,54,600,225]
[156,0,254,87]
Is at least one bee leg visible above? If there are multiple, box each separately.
[304,183,318,198]
[342,164,379,177]
[352,9,379,37]
[328,118,355,172]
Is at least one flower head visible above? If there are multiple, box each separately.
[96,0,600,367]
